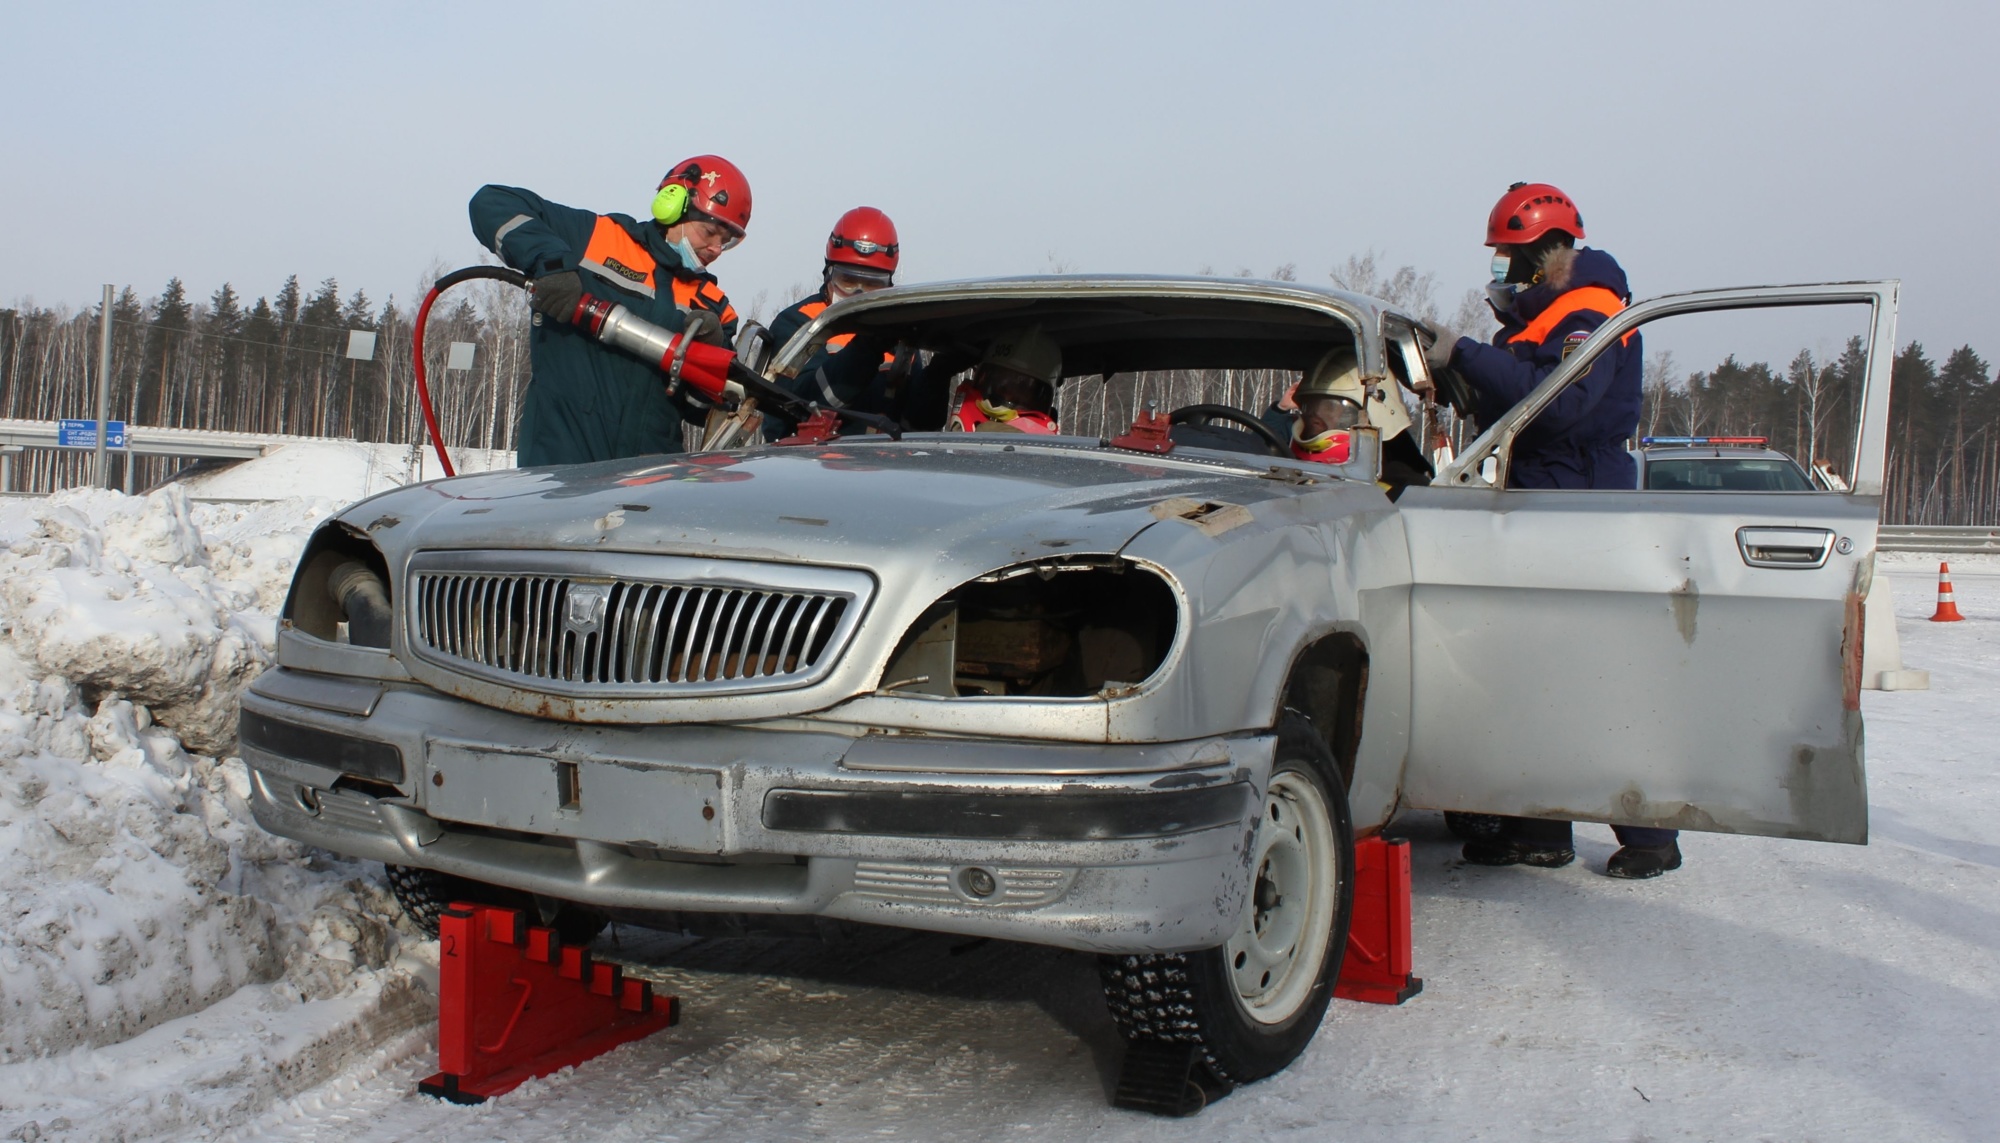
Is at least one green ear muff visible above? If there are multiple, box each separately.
[651,184,689,225]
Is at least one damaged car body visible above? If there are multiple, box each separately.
[243,275,1899,1086]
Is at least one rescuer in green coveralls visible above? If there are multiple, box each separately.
[468,155,750,466]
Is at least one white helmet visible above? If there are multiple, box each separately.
[1297,346,1413,441]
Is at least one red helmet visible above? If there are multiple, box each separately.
[826,207,899,274]
[1485,182,1585,246]
[658,154,753,238]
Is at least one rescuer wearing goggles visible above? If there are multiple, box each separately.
[468,155,750,466]
[1264,347,1435,493]
[1423,183,1677,879]
[768,207,900,350]
[943,327,1063,434]
[764,209,903,428]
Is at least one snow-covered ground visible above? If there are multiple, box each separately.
[0,490,429,1141]
[2,494,1994,1141]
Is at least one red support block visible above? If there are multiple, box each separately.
[1108,407,1176,454]
[1334,836,1423,1005]
[419,903,679,1104]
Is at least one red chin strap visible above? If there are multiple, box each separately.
[950,392,1058,434]
[1291,432,1351,464]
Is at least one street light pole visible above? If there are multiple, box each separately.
[92,284,114,488]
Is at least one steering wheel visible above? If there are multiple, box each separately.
[1168,403,1289,456]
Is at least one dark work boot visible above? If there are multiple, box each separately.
[1461,838,1576,868]
[1462,816,1575,868]
[1604,842,1683,879]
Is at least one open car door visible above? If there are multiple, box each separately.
[1395,282,1898,843]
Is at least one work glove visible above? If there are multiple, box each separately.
[1418,321,1459,371]
[530,270,583,325]
[680,308,730,347]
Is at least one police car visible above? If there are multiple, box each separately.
[1632,436,1832,491]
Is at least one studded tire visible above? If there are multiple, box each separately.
[385,865,609,947]
[1099,713,1355,1085]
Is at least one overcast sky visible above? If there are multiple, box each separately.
[4,1,1995,370]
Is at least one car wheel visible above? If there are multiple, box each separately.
[385,865,609,947]
[1099,713,1355,1085]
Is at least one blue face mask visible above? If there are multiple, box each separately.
[671,236,704,269]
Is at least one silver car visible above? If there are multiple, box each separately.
[1634,436,1819,491]
[244,275,1897,1089]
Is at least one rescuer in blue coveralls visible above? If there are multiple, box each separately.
[468,155,749,467]
[1424,182,1682,880]
[763,207,901,433]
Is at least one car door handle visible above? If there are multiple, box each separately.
[1737,526,1834,569]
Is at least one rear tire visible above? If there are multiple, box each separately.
[385,865,609,947]
[1099,713,1355,1085]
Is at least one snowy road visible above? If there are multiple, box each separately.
[230,563,2000,1143]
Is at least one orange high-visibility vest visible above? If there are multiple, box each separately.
[1508,286,1634,348]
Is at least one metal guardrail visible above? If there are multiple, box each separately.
[1877,525,2000,554]
[0,420,269,460]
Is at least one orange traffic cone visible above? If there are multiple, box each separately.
[1930,562,1965,622]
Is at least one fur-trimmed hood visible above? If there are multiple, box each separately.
[1516,246,1629,317]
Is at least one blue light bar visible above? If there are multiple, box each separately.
[1640,436,1768,447]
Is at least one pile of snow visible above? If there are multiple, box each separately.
[0,488,429,1139]
[177,440,516,504]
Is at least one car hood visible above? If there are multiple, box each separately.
[340,436,1336,723]
[354,437,1313,574]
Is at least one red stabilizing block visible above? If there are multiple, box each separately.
[775,407,844,445]
[418,903,679,1104]
[1107,407,1175,454]
[1334,836,1423,1005]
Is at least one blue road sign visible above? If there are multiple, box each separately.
[57,419,127,449]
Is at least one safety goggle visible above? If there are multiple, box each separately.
[829,266,894,292]
[1298,394,1365,430]
[829,234,897,257]
[687,209,745,251]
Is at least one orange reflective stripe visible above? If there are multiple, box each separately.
[1508,286,1633,347]
[720,303,738,327]
[827,332,855,350]
[670,278,699,308]
[579,216,657,295]
[799,300,829,320]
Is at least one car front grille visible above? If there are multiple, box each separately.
[405,552,872,696]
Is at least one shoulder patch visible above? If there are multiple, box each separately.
[600,257,648,284]
[1561,329,1591,359]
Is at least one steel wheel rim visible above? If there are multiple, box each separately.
[1225,770,1338,1025]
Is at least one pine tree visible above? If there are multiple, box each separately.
[301,278,342,434]
[1937,346,1991,523]
[112,286,145,422]
[1889,343,1940,521]
[139,278,192,424]
[243,295,280,433]
[205,283,245,429]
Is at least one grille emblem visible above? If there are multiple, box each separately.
[564,584,609,636]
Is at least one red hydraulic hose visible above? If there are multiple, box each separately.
[413,265,529,478]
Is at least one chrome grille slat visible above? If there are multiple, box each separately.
[657,589,685,682]
[673,588,712,683]
[408,556,867,697]
[799,596,836,665]
[736,592,776,678]
[748,593,788,678]
[699,589,745,682]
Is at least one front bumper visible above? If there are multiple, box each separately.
[242,668,1273,954]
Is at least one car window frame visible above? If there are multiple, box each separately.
[1434,282,1899,499]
